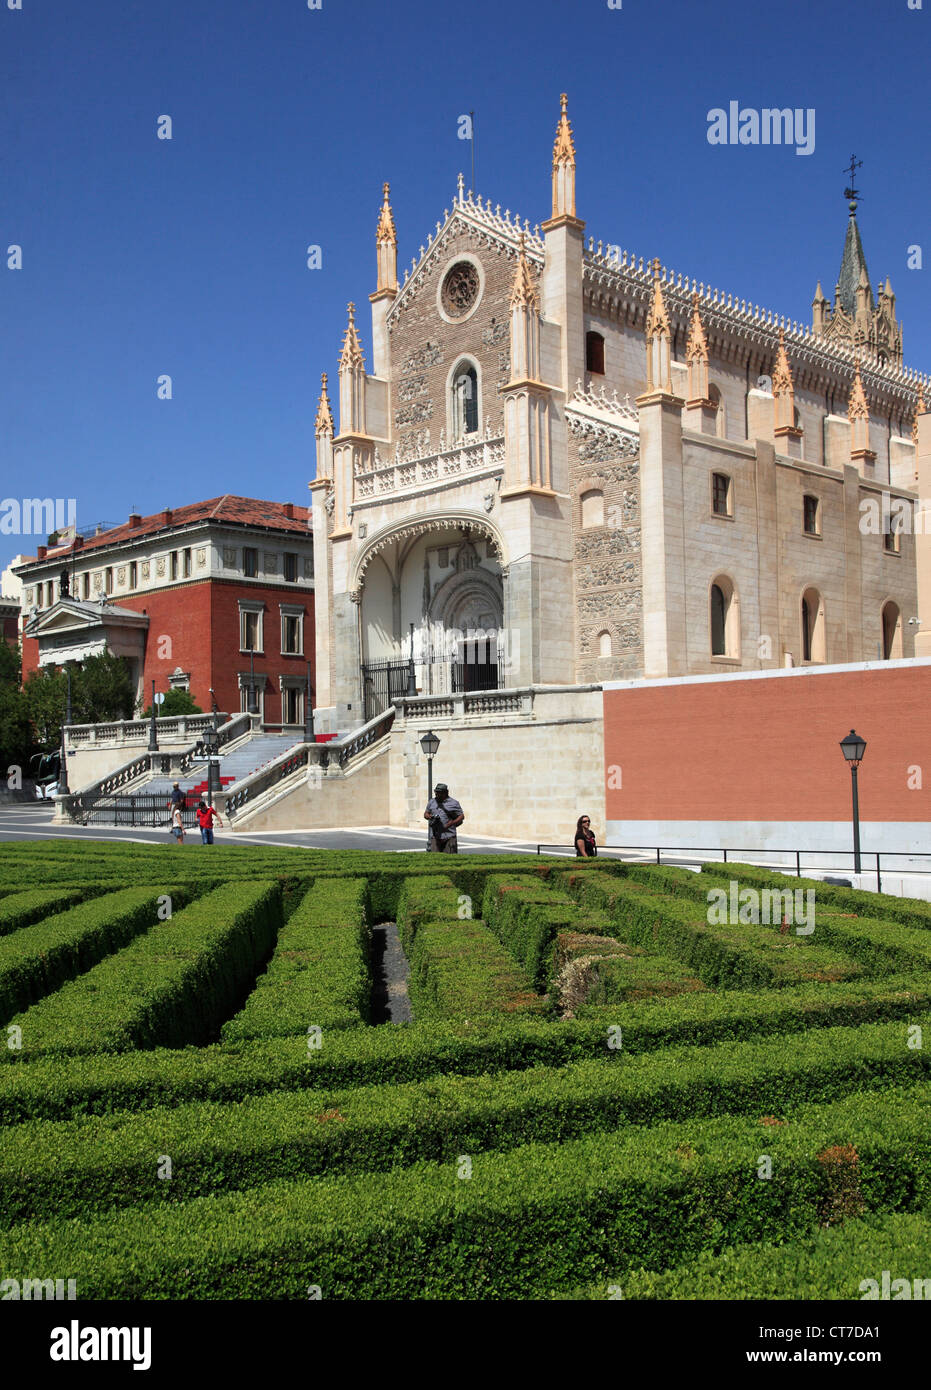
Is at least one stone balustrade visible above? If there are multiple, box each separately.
[355,435,505,499]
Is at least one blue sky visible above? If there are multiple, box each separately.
[2,0,928,576]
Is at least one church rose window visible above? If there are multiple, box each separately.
[441,262,480,318]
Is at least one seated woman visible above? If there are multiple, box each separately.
[574,815,597,858]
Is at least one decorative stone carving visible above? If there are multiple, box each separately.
[398,375,427,402]
[264,552,278,575]
[155,557,166,578]
[222,547,236,568]
[141,561,150,581]
[401,342,443,373]
[482,319,509,346]
[395,400,434,427]
[116,567,126,586]
[483,492,495,512]
[324,494,335,516]
[358,523,368,539]
[441,261,480,318]
[196,548,206,568]
[303,558,314,578]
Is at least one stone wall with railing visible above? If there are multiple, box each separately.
[62,711,250,795]
[355,434,505,499]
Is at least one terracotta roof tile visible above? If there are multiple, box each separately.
[40,495,311,561]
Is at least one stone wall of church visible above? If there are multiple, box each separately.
[384,222,524,454]
[566,421,643,681]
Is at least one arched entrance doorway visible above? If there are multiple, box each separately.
[354,517,506,718]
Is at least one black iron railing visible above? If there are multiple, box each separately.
[534,844,931,895]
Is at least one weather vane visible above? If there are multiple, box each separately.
[843,154,863,205]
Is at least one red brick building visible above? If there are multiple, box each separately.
[0,599,19,652]
[16,497,316,728]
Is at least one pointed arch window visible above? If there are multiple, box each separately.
[801,587,826,663]
[710,576,739,659]
[452,362,479,439]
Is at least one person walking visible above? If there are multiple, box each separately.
[424,782,464,853]
[574,815,597,857]
[167,781,185,812]
[169,803,185,845]
[195,799,223,845]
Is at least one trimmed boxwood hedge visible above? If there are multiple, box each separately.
[0,886,98,937]
[0,975,927,1124]
[3,881,282,1055]
[1,1018,927,1224]
[222,878,370,1041]
[0,887,191,1026]
[481,874,616,990]
[562,870,863,990]
[0,1084,928,1298]
[397,875,544,1022]
[700,860,931,931]
[601,1209,931,1300]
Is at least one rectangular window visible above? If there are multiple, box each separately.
[281,612,303,655]
[711,473,732,517]
[240,607,263,653]
[282,687,301,724]
[183,548,192,577]
[803,495,820,536]
[243,547,259,578]
[170,551,179,581]
[82,572,90,600]
[129,561,138,589]
[884,525,901,554]
[104,568,113,595]
[283,552,298,583]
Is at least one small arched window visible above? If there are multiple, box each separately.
[586,331,605,375]
[580,488,605,528]
[598,630,612,658]
[452,362,479,439]
[881,601,902,659]
[801,587,826,663]
[710,576,739,658]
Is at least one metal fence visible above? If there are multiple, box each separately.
[534,843,931,894]
[78,794,201,829]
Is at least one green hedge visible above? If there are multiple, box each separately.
[3,881,282,1056]
[0,887,98,938]
[2,1019,927,1224]
[0,887,190,1026]
[1,975,928,1124]
[602,1209,931,1300]
[481,874,615,990]
[563,870,864,990]
[398,875,544,1022]
[222,879,370,1040]
[700,860,931,931]
[0,1083,928,1298]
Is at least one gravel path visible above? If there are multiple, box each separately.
[370,921,412,1024]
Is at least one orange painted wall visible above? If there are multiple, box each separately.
[604,663,931,824]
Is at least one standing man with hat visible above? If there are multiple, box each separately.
[424,782,464,853]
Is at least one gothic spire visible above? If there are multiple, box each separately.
[338,302,365,371]
[848,358,870,421]
[644,258,673,395]
[509,232,539,309]
[685,292,708,364]
[549,93,577,220]
[376,182,396,245]
[315,372,334,435]
[836,200,873,321]
[374,183,398,296]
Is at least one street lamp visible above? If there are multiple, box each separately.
[303,662,315,744]
[419,729,440,801]
[203,724,219,807]
[247,646,259,716]
[209,688,219,733]
[58,664,72,796]
[147,678,159,752]
[839,729,867,874]
[406,622,417,698]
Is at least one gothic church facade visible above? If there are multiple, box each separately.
[310,96,927,734]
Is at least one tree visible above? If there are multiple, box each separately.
[0,642,33,774]
[21,666,67,750]
[72,651,135,724]
[138,689,203,719]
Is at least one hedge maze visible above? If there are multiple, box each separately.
[0,840,928,1300]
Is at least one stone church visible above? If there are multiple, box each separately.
[310,95,928,736]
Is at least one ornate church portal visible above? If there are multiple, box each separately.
[357,521,507,719]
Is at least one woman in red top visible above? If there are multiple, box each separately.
[195,800,223,845]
